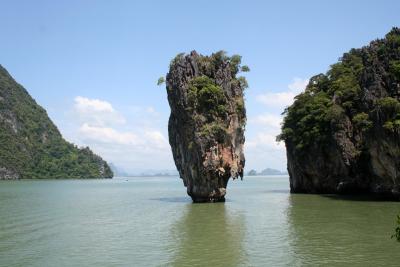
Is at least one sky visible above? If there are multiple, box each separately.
[1,0,399,173]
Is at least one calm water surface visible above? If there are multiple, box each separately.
[0,176,399,266]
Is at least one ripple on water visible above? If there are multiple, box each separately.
[0,177,400,267]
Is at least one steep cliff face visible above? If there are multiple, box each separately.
[0,65,113,179]
[279,28,400,198]
[166,51,247,202]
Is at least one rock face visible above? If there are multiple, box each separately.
[166,51,247,202]
[0,65,113,179]
[279,28,400,199]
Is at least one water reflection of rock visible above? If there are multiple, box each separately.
[286,194,400,266]
[170,203,246,267]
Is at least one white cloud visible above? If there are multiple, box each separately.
[288,77,309,92]
[256,91,296,108]
[128,105,160,117]
[250,113,282,129]
[75,96,115,112]
[145,106,159,116]
[79,124,169,153]
[256,77,308,108]
[79,123,140,145]
[246,113,286,170]
[245,77,308,171]
[74,96,126,126]
[68,96,173,172]
[143,130,168,149]
[244,131,287,172]
[68,78,308,174]
[246,133,284,150]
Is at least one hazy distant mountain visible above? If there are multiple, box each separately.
[134,169,179,177]
[109,163,129,177]
[260,168,287,175]
[109,165,179,177]
[246,168,288,176]
[247,169,258,176]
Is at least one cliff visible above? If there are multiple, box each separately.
[166,51,247,202]
[279,28,400,199]
[0,65,113,179]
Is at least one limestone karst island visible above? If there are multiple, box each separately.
[279,28,400,198]
[1,1,400,266]
[165,51,247,202]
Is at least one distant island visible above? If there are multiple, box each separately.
[246,168,288,176]
[109,163,179,177]
[0,65,113,179]
[110,162,288,178]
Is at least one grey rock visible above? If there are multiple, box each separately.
[0,167,19,180]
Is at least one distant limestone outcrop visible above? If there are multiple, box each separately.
[0,65,113,179]
[165,51,247,202]
[279,28,400,198]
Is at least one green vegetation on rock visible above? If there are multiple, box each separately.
[277,87,332,150]
[278,27,400,197]
[188,75,229,143]
[377,97,400,133]
[188,76,227,119]
[352,112,373,132]
[157,76,165,86]
[182,51,248,144]
[0,65,113,179]
[278,27,400,152]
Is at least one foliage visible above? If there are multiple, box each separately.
[377,97,400,113]
[236,98,245,114]
[327,53,363,111]
[169,52,185,67]
[377,97,400,133]
[169,51,249,144]
[187,76,229,142]
[279,28,400,152]
[352,112,373,132]
[188,76,227,119]
[237,76,249,89]
[389,60,400,79]
[241,65,250,72]
[278,90,332,150]
[229,54,242,74]
[200,122,227,143]
[168,51,248,144]
[386,30,400,46]
[194,51,249,90]
[157,76,165,86]
[382,120,400,133]
[0,66,113,179]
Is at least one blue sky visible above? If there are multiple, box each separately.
[1,0,399,173]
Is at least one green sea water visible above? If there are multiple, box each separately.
[0,176,399,266]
